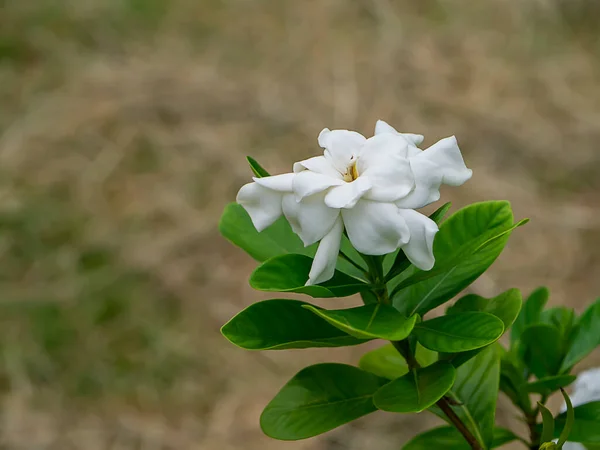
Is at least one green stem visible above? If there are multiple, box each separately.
[526,395,547,450]
[390,339,483,450]
[338,250,369,277]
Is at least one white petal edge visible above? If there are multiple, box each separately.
[282,192,340,246]
[293,155,341,178]
[318,128,366,174]
[236,182,283,232]
[306,216,344,286]
[292,170,344,201]
[398,209,439,271]
[342,200,410,255]
[374,120,424,146]
[395,136,472,209]
[324,177,372,209]
[253,173,295,192]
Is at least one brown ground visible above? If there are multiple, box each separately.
[0,0,599,448]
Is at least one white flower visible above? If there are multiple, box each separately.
[561,367,600,450]
[236,120,472,285]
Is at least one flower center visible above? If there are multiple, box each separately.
[342,160,359,182]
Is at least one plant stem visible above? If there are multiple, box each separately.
[391,339,483,450]
[525,395,547,450]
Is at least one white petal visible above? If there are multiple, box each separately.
[398,209,439,270]
[357,134,415,202]
[318,128,366,173]
[292,170,344,201]
[306,216,344,286]
[253,173,295,192]
[374,120,424,146]
[282,193,340,246]
[342,200,410,255]
[236,182,283,232]
[374,119,398,135]
[324,177,372,209]
[395,136,472,209]
[403,133,425,146]
[293,156,341,178]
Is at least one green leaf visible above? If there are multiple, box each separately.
[450,345,502,448]
[551,401,600,443]
[525,375,577,396]
[359,343,437,380]
[219,203,314,262]
[521,324,563,378]
[444,289,522,367]
[511,286,549,346]
[250,254,367,298]
[247,156,270,177]
[448,289,523,331]
[385,202,452,280]
[303,304,417,340]
[392,201,525,316]
[557,389,575,447]
[539,402,555,445]
[260,363,386,440]
[219,204,363,277]
[561,298,600,372]
[221,299,369,350]
[402,426,519,449]
[373,361,456,413]
[414,312,504,353]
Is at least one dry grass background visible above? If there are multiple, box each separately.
[0,0,599,448]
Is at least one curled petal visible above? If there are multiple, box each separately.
[357,134,415,202]
[324,177,372,209]
[292,170,344,201]
[306,216,344,286]
[342,200,410,255]
[398,209,439,270]
[395,136,472,209]
[293,156,341,178]
[282,193,340,246]
[236,182,283,232]
[318,128,366,173]
[374,119,424,146]
[253,173,295,192]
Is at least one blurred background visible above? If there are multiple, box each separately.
[0,0,599,448]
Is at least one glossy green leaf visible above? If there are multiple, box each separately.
[414,312,504,353]
[539,402,555,445]
[521,324,563,378]
[303,304,417,340]
[511,286,549,346]
[250,254,367,298]
[260,363,386,440]
[550,401,600,443]
[373,361,456,413]
[385,202,452,281]
[450,345,502,448]
[561,298,600,372]
[448,289,523,330]
[219,203,314,261]
[525,375,577,396]
[221,299,369,350]
[444,289,521,367]
[392,201,525,316]
[359,343,437,380]
[402,426,519,449]
[247,156,270,177]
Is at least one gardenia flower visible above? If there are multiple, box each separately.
[236,120,472,285]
